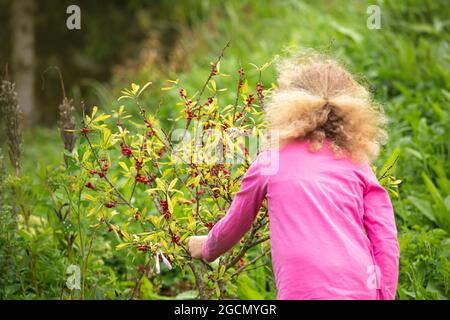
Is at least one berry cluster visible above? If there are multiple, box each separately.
[135,173,148,185]
[219,163,229,175]
[179,88,187,99]
[256,81,264,102]
[158,147,166,157]
[239,258,245,268]
[137,244,150,252]
[102,163,109,173]
[105,200,117,208]
[238,67,245,89]
[160,199,170,219]
[120,143,132,157]
[245,94,255,108]
[144,119,156,137]
[171,234,180,244]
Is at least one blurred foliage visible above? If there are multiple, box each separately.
[0,0,208,125]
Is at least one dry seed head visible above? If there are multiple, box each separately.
[58,97,76,153]
[0,80,22,176]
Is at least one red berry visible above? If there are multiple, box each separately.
[120,143,132,157]
[238,67,245,77]
[245,94,254,108]
[85,181,95,190]
[211,65,218,75]
[137,245,148,252]
[186,109,193,121]
[136,174,148,185]
[159,200,170,219]
[256,81,264,101]
[204,222,215,230]
[171,235,180,244]
[105,202,116,208]
[147,129,156,137]
[135,159,143,171]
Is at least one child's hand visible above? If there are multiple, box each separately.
[188,236,208,259]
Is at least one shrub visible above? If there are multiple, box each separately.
[70,47,272,299]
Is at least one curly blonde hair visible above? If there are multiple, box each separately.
[265,54,388,163]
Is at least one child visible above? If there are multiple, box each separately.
[188,54,399,300]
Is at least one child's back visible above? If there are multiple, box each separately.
[265,139,397,299]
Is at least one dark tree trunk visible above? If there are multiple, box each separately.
[11,0,35,124]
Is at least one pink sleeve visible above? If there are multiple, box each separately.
[202,155,268,262]
[363,165,400,300]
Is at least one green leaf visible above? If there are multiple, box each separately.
[408,196,436,223]
[445,196,450,211]
[118,162,128,172]
[137,81,152,97]
[379,147,400,179]
[175,290,199,300]
[219,265,226,277]
[116,243,131,250]
[82,150,91,162]
[169,178,178,190]
[131,83,140,95]
[210,79,217,92]
[91,106,98,118]
[93,114,111,123]
[422,172,450,232]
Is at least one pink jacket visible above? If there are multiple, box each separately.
[202,140,399,300]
